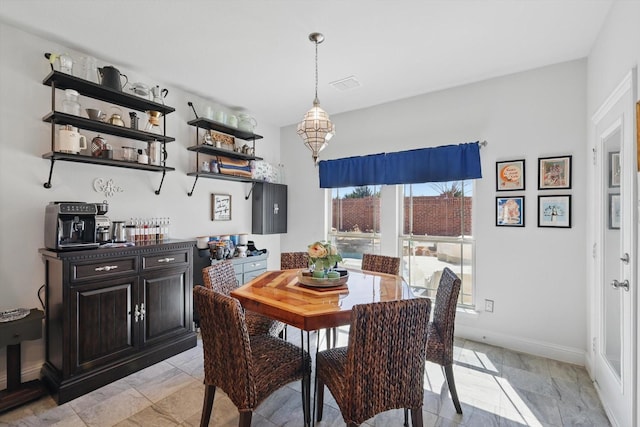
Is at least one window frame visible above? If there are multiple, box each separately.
[399,181,476,308]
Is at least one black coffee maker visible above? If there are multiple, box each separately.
[44,202,100,250]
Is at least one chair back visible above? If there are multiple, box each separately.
[361,253,400,275]
[428,267,461,365]
[345,298,431,423]
[193,286,257,410]
[202,261,238,296]
[280,252,310,270]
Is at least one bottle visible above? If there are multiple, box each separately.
[164,217,171,241]
[135,218,142,244]
[62,89,81,115]
[143,219,149,243]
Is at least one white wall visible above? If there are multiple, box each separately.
[0,22,282,380]
[282,59,588,363]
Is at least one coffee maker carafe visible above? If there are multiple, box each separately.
[95,215,111,243]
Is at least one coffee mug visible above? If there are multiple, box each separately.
[58,128,87,154]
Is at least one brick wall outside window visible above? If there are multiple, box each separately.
[332,196,472,236]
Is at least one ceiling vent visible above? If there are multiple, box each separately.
[330,76,361,91]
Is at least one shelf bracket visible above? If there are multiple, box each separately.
[187,175,199,197]
[244,182,257,200]
[44,158,56,189]
[154,170,167,195]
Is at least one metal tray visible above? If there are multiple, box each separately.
[296,270,349,288]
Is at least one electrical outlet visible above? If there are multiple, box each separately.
[485,299,494,313]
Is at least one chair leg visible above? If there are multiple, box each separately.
[302,373,311,427]
[316,376,325,422]
[325,328,332,349]
[404,408,409,426]
[444,364,462,414]
[410,407,423,427]
[200,385,216,427]
[239,411,252,427]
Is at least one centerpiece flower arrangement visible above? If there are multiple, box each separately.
[307,241,342,278]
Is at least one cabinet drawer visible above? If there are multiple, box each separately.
[243,259,267,273]
[72,257,137,282]
[142,250,189,270]
[244,269,266,283]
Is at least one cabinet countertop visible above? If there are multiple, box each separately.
[39,239,196,258]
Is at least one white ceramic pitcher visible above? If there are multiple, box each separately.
[58,125,87,154]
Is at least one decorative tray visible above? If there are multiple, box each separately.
[0,308,30,322]
[296,270,349,288]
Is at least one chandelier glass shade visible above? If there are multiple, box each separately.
[297,32,335,164]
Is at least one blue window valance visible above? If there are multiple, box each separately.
[318,141,482,188]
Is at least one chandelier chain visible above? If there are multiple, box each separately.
[314,39,319,102]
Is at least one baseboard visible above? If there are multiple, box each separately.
[456,324,587,366]
[0,361,42,385]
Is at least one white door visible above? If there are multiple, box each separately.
[592,70,637,427]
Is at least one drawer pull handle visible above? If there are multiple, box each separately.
[134,304,140,322]
[94,265,119,272]
[157,257,175,263]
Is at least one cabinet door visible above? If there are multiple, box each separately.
[141,268,191,347]
[252,182,287,234]
[70,277,138,376]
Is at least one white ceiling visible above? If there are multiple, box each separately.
[0,0,613,127]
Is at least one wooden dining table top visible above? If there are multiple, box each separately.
[230,268,414,331]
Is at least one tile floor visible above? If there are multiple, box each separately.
[0,328,610,427]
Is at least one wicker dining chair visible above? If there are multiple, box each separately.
[315,298,432,426]
[361,253,400,275]
[426,267,463,414]
[202,261,285,337]
[327,253,401,348]
[194,286,311,427]
[280,251,310,270]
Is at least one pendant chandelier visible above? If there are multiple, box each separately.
[297,32,335,164]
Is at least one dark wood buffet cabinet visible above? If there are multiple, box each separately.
[39,240,197,404]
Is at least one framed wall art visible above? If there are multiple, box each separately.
[609,151,621,188]
[538,195,571,228]
[211,193,231,221]
[496,196,525,227]
[538,155,572,190]
[496,159,525,191]
[609,193,620,229]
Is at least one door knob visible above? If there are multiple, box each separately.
[620,253,630,264]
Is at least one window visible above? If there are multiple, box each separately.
[328,185,381,269]
[401,181,474,306]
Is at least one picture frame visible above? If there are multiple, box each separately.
[496,196,525,227]
[609,193,620,229]
[538,195,571,228]
[496,159,525,191]
[211,193,231,221]
[538,155,572,190]
[609,151,621,188]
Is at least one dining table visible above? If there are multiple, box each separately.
[231,267,415,426]
[230,267,415,334]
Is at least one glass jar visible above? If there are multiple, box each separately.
[62,89,81,115]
